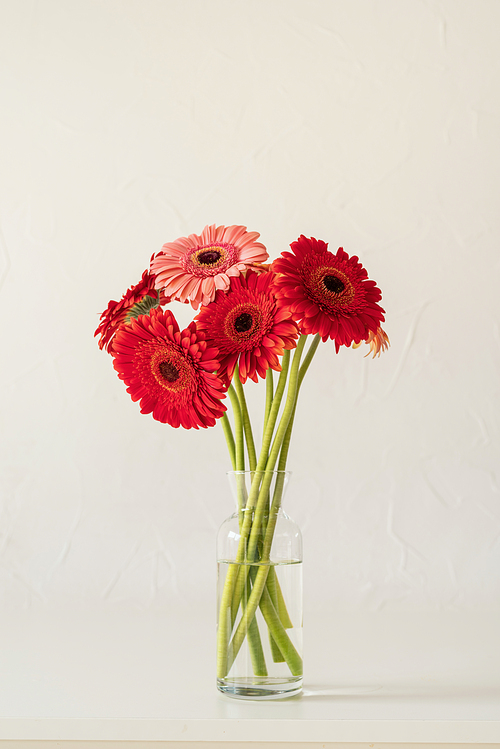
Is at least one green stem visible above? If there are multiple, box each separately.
[250,564,286,662]
[228,385,244,472]
[263,366,290,655]
[258,333,321,654]
[232,353,292,559]
[265,566,289,662]
[225,338,308,674]
[274,572,294,628]
[226,468,302,675]
[226,376,267,677]
[233,367,257,472]
[256,350,291,472]
[246,337,307,562]
[217,355,291,680]
[228,354,292,618]
[264,368,273,433]
[243,565,268,676]
[277,334,321,472]
[220,413,236,471]
[218,336,320,680]
[259,586,302,674]
[299,334,321,389]
[228,491,268,677]
[218,387,247,679]
[227,387,246,524]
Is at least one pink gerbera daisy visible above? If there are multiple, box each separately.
[112,308,227,429]
[272,236,385,352]
[95,267,168,355]
[150,224,268,310]
[195,270,299,384]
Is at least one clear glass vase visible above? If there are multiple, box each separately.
[216,470,303,700]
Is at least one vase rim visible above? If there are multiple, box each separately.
[227,469,292,476]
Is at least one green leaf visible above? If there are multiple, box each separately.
[126,292,160,321]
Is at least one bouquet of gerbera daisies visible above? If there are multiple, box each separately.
[95,224,388,691]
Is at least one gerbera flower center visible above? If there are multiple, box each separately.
[182,242,239,280]
[306,265,355,311]
[222,302,264,348]
[323,275,345,294]
[159,361,180,383]
[234,313,253,333]
[150,346,192,392]
[197,249,222,265]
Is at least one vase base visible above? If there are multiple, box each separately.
[217,676,302,700]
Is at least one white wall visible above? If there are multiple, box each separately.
[0,0,498,614]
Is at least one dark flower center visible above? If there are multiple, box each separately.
[159,361,180,383]
[198,250,221,265]
[234,313,253,333]
[323,274,345,294]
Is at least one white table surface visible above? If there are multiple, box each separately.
[0,609,499,746]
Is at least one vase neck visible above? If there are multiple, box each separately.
[227,470,290,514]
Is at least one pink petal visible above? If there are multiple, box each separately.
[202,277,214,296]
[214,273,230,291]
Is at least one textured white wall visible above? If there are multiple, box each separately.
[0,0,498,614]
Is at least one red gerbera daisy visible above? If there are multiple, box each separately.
[272,236,385,352]
[195,269,299,385]
[112,308,227,429]
[95,267,168,354]
[150,224,268,310]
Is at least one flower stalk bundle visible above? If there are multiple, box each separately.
[96,224,389,680]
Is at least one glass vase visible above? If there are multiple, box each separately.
[216,470,303,700]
